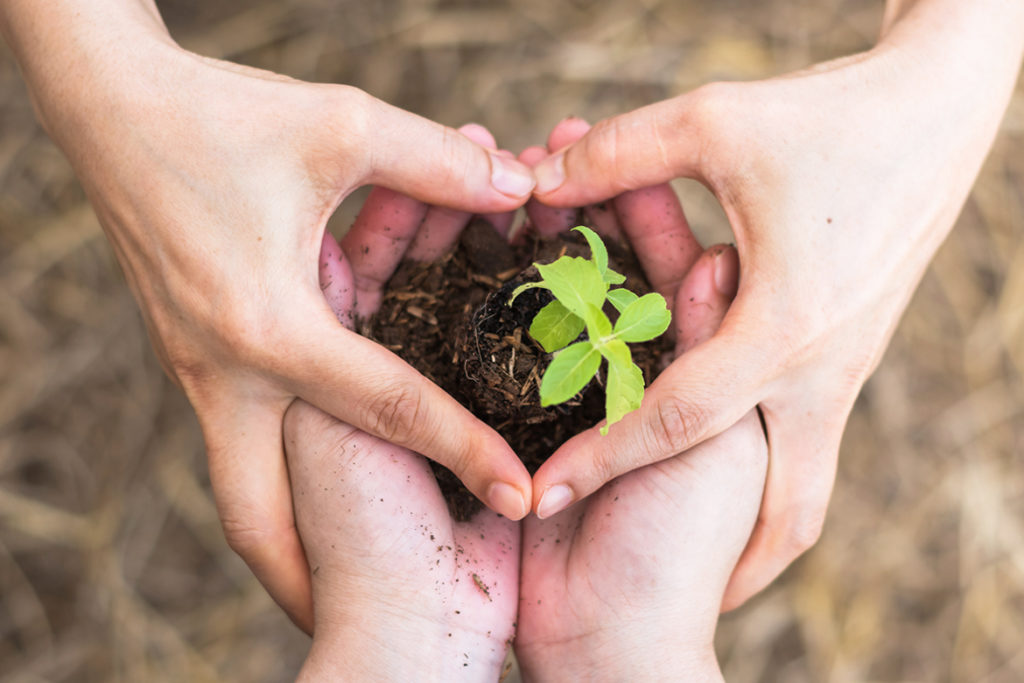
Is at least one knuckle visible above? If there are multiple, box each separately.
[282,400,329,447]
[441,431,479,482]
[213,302,278,369]
[436,125,472,186]
[783,510,825,555]
[685,81,735,129]
[583,117,630,193]
[317,84,373,176]
[644,392,710,456]
[363,382,425,446]
[679,81,740,177]
[328,84,372,134]
[590,445,630,488]
[221,509,293,564]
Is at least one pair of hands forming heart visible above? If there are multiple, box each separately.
[285,120,767,680]
[6,0,1021,669]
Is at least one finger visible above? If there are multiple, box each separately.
[520,145,580,238]
[364,97,535,210]
[531,245,743,519]
[340,185,428,319]
[721,398,845,611]
[318,230,356,329]
[533,92,711,206]
[581,200,623,242]
[281,298,532,521]
[531,330,768,518]
[200,396,314,634]
[479,147,519,238]
[543,118,624,242]
[545,116,591,151]
[675,246,739,353]
[406,124,512,261]
[480,204,516,240]
[612,185,704,309]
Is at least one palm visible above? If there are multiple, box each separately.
[513,128,766,669]
[288,177,521,655]
[285,409,519,646]
[517,413,764,662]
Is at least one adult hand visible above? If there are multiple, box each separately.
[527,0,1024,608]
[284,193,518,678]
[516,232,766,681]
[0,3,535,629]
[284,401,519,680]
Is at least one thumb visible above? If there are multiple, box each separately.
[532,90,718,207]
[360,95,535,212]
[531,310,768,520]
[280,294,533,522]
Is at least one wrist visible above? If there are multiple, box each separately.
[300,603,511,682]
[874,0,1024,94]
[0,0,179,140]
[518,626,720,683]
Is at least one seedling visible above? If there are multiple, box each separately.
[508,226,671,434]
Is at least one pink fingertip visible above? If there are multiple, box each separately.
[482,211,516,238]
[547,117,591,152]
[518,146,548,167]
[458,123,497,149]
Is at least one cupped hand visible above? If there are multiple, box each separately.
[284,179,519,677]
[25,22,537,629]
[526,3,1024,609]
[515,200,766,680]
[288,135,523,645]
[284,402,520,680]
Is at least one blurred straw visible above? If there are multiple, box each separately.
[1,1,1022,681]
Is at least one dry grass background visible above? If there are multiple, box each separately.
[1,0,1022,681]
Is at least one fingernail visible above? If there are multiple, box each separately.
[534,151,566,194]
[536,484,574,519]
[490,154,535,198]
[487,481,529,520]
[713,247,739,297]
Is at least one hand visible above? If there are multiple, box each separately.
[0,3,536,630]
[515,200,766,680]
[526,0,1024,608]
[285,181,519,678]
[284,403,519,681]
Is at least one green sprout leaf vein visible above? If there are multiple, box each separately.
[508,226,671,435]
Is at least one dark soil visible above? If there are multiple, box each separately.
[367,220,670,520]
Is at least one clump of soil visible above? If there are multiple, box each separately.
[368,220,669,520]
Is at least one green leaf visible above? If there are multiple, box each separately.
[529,300,585,353]
[535,256,607,318]
[600,339,645,435]
[582,302,612,342]
[606,288,639,314]
[540,341,601,406]
[573,226,608,275]
[603,267,626,285]
[612,292,671,343]
[508,280,547,306]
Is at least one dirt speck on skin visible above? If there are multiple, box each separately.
[472,573,492,601]
[368,219,669,520]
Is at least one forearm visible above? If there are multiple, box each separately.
[520,634,723,683]
[0,0,174,138]
[867,0,1024,252]
[877,0,1024,119]
[299,618,510,682]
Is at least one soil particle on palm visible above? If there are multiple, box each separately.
[367,219,669,520]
